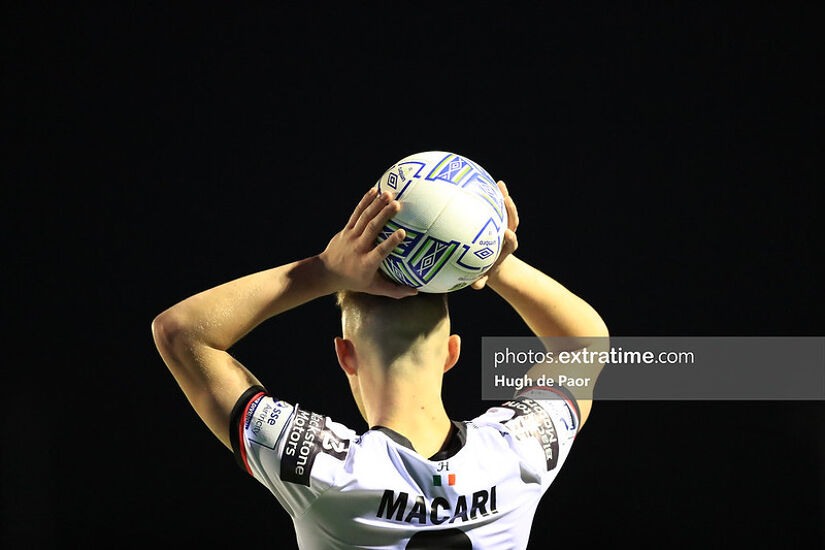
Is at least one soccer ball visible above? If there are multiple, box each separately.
[375,151,507,293]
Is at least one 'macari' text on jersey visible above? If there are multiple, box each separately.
[376,487,498,525]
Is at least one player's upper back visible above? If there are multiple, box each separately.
[231,386,580,549]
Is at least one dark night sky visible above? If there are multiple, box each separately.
[3,3,823,548]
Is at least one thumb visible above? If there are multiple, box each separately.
[471,275,488,290]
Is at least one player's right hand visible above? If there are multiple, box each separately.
[471,181,519,290]
[319,188,418,299]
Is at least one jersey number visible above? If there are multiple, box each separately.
[322,433,345,454]
[406,528,471,549]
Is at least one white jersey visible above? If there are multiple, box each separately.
[230,385,580,550]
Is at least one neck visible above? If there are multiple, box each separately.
[366,377,452,458]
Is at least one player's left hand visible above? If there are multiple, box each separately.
[471,181,519,290]
[319,188,419,299]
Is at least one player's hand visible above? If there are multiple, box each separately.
[471,181,519,290]
[319,188,418,299]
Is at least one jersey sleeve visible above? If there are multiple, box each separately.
[229,385,356,518]
[471,385,580,491]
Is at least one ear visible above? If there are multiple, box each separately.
[443,333,461,373]
[334,336,358,375]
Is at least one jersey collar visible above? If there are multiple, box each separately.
[370,421,467,461]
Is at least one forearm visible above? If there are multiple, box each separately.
[154,255,334,351]
[487,255,608,338]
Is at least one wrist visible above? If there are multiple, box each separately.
[311,253,345,295]
[485,255,519,291]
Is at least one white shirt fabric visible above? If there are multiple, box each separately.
[230,385,580,550]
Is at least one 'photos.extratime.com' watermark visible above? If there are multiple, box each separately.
[481,337,825,401]
[493,347,695,368]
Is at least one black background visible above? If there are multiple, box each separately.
[3,3,823,548]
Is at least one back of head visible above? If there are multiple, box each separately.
[337,291,449,367]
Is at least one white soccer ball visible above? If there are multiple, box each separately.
[375,151,507,293]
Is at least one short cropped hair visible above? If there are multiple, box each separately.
[336,290,449,365]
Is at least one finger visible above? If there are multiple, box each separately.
[504,194,519,231]
[501,228,518,256]
[361,199,401,245]
[471,275,488,290]
[497,181,518,231]
[347,188,379,229]
[371,228,406,262]
[353,191,392,235]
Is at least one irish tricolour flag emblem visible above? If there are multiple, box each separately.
[433,474,456,486]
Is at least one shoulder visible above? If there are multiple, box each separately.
[231,389,358,491]
[473,389,578,431]
[469,390,580,474]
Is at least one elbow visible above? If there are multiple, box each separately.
[595,317,609,338]
[578,311,609,339]
[592,314,610,338]
[151,310,187,355]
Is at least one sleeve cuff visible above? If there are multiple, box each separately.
[229,385,268,473]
